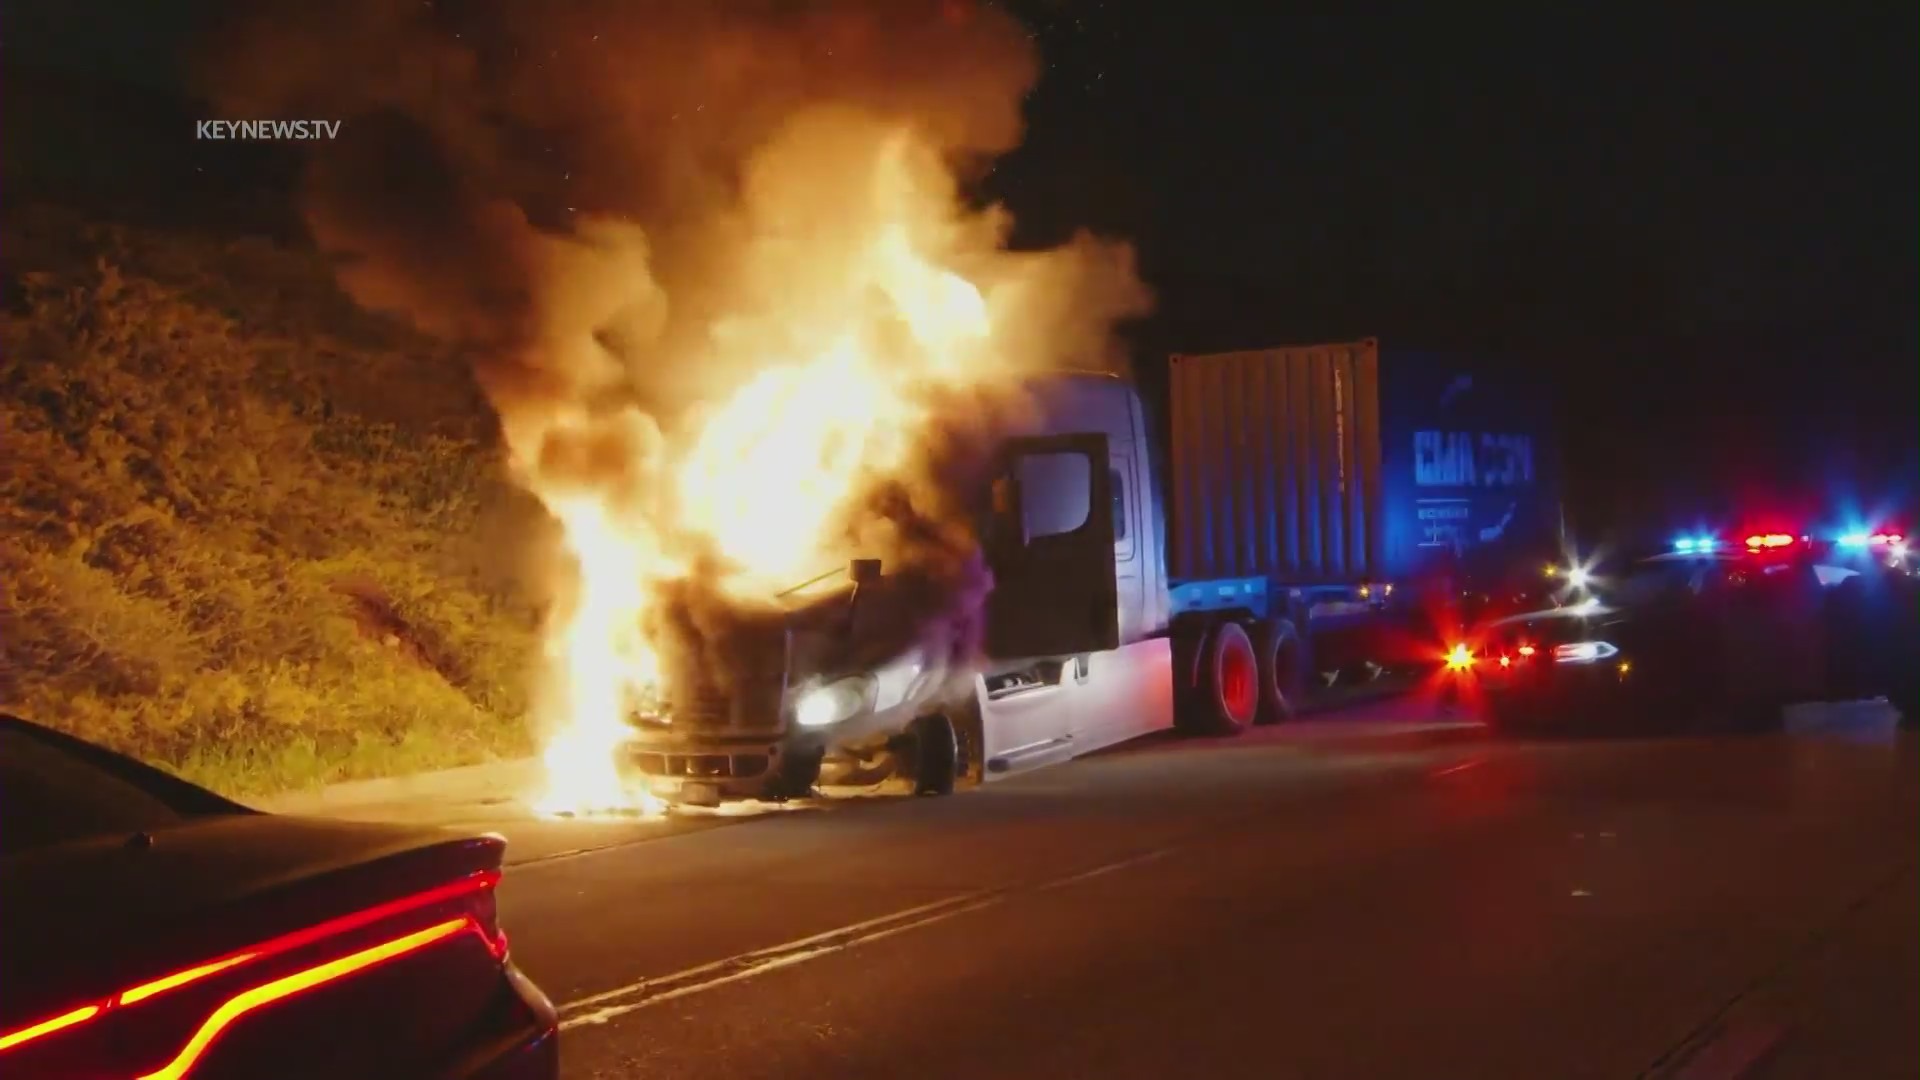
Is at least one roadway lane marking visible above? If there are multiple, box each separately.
[1666,1022,1786,1080]
[555,845,1183,1030]
[1036,847,1175,891]
[556,891,1003,1030]
[1429,757,1486,777]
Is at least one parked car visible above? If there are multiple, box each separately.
[0,715,558,1079]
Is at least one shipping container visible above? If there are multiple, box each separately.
[1167,339,1386,584]
[1375,350,1562,587]
[1168,339,1562,591]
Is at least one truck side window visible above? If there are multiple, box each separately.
[1110,468,1128,541]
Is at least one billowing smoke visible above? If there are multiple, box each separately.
[198,0,1150,760]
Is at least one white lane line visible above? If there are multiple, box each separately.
[558,893,1003,1030]
[1036,847,1175,891]
[1667,1022,1787,1080]
[554,845,1182,1029]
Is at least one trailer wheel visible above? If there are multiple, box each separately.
[1251,618,1303,725]
[906,713,960,796]
[1179,621,1259,736]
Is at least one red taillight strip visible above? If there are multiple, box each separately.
[120,954,261,1006]
[0,1005,100,1052]
[0,869,501,1056]
[134,916,471,1080]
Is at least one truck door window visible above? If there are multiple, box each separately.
[1016,451,1092,539]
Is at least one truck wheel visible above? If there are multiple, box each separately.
[906,713,960,796]
[765,744,824,800]
[1251,618,1303,725]
[1179,622,1259,736]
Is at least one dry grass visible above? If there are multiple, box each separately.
[0,208,544,797]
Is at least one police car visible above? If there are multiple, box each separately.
[1455,527,1917,733]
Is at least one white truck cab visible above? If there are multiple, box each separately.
[623,371,1181,806]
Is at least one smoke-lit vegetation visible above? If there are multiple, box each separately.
[0,207,543,796]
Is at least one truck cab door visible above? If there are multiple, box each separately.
[983,434,1120,660]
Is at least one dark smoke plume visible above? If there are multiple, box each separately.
[197,0,1149,722]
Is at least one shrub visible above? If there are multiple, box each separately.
[0,213,540,797]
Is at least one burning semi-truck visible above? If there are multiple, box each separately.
[622,338,1562,806]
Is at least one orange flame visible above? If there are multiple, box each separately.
[522,117,1125,816]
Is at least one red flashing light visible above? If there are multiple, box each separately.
[1870,533,1904,546]
[1516,644,1537,657]
[0,870,504,1072]
[1744,533,1795,549]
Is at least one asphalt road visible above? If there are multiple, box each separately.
[478,701,1917,1080]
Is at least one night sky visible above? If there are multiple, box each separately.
[985,4,1917,527]
[5,1,1916,529]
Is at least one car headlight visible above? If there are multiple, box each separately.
[1551,641,1619,664]
[793,677,875,728]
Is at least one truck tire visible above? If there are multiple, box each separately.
[1251,618,1303,725]
[906,713,960,796]
[1179,621,1259,737]
[765,744,824,801]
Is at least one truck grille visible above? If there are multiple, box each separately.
[675,690,733,726]
[630,752,770,779]
[666,627,789,736]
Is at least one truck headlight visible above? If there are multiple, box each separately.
[794,677,875,728]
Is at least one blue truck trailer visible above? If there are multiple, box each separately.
[1164,338,1565,705]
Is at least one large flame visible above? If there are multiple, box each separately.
[525,126,1022,815]
[198,1,1152,820]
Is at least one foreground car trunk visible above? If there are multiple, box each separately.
[0,815,554,1079]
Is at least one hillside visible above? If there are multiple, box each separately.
[0,205,546,796]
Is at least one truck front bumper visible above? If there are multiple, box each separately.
[620,697,926,804]
[620,732,793,803]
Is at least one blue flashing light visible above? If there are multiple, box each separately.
[1673,535,1719,554]
[1838,532,1870,548]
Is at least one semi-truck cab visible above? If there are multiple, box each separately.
[622,339,1560,806]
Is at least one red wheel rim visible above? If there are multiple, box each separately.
[1221,642,1255,718]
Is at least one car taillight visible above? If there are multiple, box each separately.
[1516,644,1537,658]
[0,870,505,1078]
